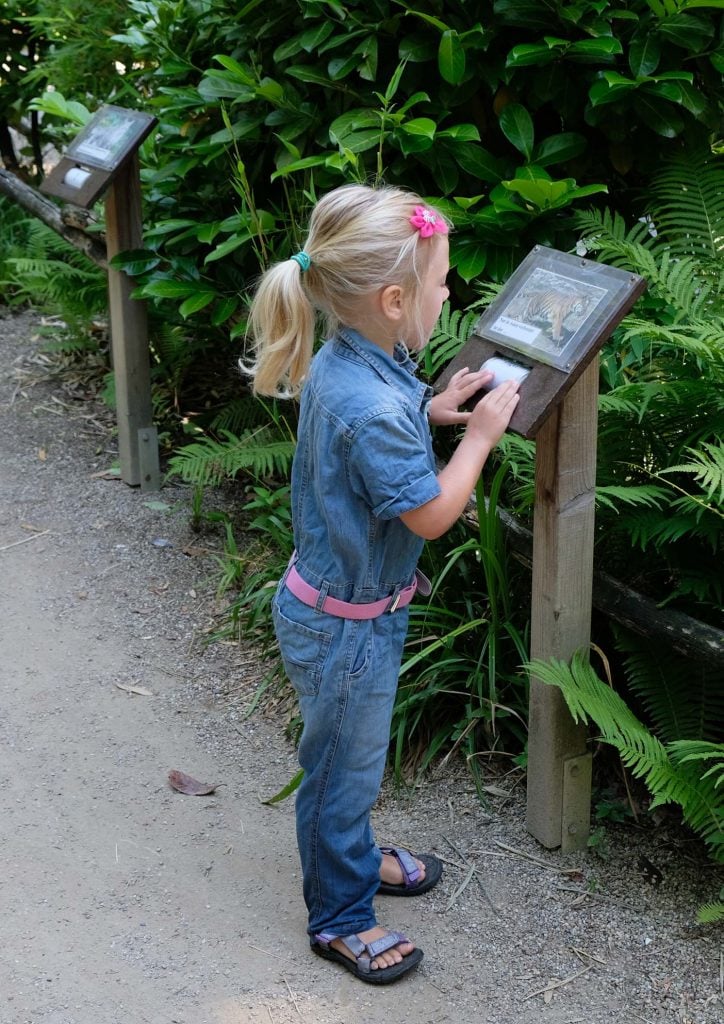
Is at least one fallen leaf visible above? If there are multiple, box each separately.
[38,448,47,461]
[168,770,218,796]
[482,785,509,798]
[115,682,154,697]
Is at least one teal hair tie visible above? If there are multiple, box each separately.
[291,250,312,272]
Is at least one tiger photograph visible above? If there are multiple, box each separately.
[501,269,606,353]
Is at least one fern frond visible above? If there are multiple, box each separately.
[644,251,712,321]
[618,506,721,551]
[494,432,535,481]
[424,301,478,377]
[598,391,642,416]
[649,148,724,264]
[696,902,724,924]
[529,651,724,860]
[595,485,667,512]
[657,569,723,609]
[615,631,724,743]
[493,434,536,513]
[573,207,655,253]
[167,427,295,485]
[668,492,724,528]
[211,397,273,433]
[574,215,717,320]
[671,741,724,788]
[150,324,194,373]
[618,318,724,365]
[662,443,724,509]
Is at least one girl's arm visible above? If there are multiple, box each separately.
[401,380,520,540]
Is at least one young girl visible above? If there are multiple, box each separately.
[248,184,519,984]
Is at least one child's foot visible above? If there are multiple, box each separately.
[330,926,415,972]
[380,850,426,887]
[377,845,443,896]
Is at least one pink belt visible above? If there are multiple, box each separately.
[285,564,421,620]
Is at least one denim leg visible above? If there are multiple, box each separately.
[272,587,408,937]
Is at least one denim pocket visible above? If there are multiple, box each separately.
[347,620,374,681]
[272,600,333,697]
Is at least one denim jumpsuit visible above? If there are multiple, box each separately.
[271,327,441,939]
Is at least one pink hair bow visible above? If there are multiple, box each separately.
[410,205,448,238]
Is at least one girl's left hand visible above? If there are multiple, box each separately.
[428,366,492,426]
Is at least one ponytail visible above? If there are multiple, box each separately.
[248,259,315,397]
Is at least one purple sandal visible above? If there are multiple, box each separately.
[377,845,443,896]
[311,930,423,984]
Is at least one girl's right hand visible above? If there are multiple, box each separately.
[465,379,520,447]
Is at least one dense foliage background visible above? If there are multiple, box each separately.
[1,1,723,887]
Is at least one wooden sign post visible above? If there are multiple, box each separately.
[437,246,646,851]
[41,105,159,490]
[526,359,598,851]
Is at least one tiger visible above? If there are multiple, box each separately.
[507,288,592,345]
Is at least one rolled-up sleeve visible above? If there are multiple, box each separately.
[347,410,441,520]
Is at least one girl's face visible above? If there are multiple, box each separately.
[412,236,450,351]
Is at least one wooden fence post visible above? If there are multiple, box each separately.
[525,357,598,852]
[104,153,158,488]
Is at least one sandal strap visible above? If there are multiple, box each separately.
[380,845,422,887]
[364,930,408,957]
[313,930,410,975]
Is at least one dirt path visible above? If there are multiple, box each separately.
[1,310,721,1024]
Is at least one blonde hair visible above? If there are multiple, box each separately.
[247,184,449,397]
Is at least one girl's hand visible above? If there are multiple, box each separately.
[465,379,520,447]
[428,366,492,426]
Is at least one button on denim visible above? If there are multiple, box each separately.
[273,327,440,937]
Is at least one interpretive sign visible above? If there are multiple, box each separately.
[435,245,646,438]
[65,106,155,173]
[40,104,159,489]
[41,105,156,209]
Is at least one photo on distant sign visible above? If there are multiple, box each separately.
[491,269,607,356]
[66,106,154,172]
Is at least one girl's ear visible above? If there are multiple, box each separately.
[379,283,405,323]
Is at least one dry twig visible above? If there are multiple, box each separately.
[283,975,302,1017]
[570,946,607,966]
[523,965,592,1002]
[248,943,285,961]
[0,529,50,552]
[493,839,582,875]
[441,834,499,913]
[554,883,641,913]
[443,863,475,912]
